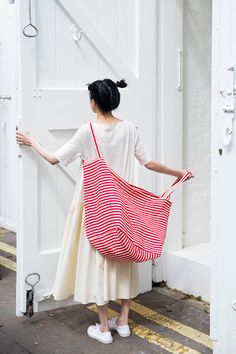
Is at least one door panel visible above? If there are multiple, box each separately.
[16,0,156,315]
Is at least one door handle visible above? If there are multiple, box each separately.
[223,104,235,113]
[221,65,236,146]
[177,49,183,91]
[222,106,235,146]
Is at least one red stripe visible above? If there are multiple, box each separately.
[81,124,179,262]
[83,156,172,262]
[90,123,101,158]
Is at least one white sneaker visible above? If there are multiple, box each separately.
[108,317,131,337]
[87,323,113,344]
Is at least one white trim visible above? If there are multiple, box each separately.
[210,0,220,342]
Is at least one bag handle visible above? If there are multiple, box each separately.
[161,171,192,199]
[90,122,102,158]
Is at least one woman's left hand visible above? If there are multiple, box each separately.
[16,130,38,147]
[177,170,194,182]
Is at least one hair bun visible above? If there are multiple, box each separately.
[116,79,127,88]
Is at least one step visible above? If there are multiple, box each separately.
[166,243,211,302]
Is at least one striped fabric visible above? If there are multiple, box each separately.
[82,122,191,262]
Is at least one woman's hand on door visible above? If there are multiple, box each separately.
[16,130,59,165]
[16,130,38,147]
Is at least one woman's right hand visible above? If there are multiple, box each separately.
[16,130,38,147]
[16,129,59,165]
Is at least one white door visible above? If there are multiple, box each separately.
[211,0,236,352]
[16,0,157,315]
[0,0,17,232]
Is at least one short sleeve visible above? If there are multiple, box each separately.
[53,128,84,167]
[134,126,152,165]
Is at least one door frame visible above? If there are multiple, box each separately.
[153,0,183,282]
[211,0,236,350]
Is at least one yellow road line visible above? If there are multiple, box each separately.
[0,229,9,236]
[0,255,16,271]
[116,300,212,350]
[87,304,201,354]
[0,241,16,255]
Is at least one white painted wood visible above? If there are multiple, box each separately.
[16,0,156,315]
[55,0,137,84]
[0,0,17,232]
[211,0,236,351]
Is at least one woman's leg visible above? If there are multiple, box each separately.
[117,299,131,325]
[87,303,113,343]
[97,304,109,332]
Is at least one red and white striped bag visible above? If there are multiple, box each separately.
[82,122,191,262]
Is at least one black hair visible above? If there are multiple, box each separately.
[87,78,127,113]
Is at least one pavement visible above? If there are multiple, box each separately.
[0,227,213,354]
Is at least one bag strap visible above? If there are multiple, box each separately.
[90,122,102,158]
[161,171,192,199]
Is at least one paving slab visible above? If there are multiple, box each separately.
[0,228,212,354]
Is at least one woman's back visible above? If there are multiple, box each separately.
[54,120,152,183]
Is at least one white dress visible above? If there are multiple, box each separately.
[52,120,152,306]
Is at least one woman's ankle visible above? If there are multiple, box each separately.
[116,316,128,326]
[99,323,110,332]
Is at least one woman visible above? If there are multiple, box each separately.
[16,78,193,344]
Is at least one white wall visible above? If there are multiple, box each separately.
[182,0,212,247]
[153,0,184,283]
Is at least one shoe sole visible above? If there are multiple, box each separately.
[116,331,131,337]
[109,326,131,337]
[87,332,113,344]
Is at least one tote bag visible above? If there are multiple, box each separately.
[82,122,191,262]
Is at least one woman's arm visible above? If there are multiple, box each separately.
[144,160,194,181]
[16,130,59,165]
